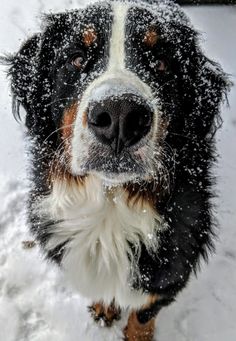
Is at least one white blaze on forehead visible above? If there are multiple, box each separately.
[108,2,128,71]
[76,1,154,114]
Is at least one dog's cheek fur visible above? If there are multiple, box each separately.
[60,101,79,163]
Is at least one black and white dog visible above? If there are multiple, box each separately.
[5,0,229,339]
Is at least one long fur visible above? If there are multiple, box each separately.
[37,175,164,308]
[2,0,231,325]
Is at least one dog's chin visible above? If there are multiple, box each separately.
[96,172,141,187]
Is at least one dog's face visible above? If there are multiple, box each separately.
[51,0,179,185]
[8,0,228,187]
[71,2,162,185]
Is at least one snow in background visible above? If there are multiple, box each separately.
[0,1,236,340]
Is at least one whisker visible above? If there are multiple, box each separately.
[45,97,75,108]
[167,131,191,140]
[36,135,72,163]
[42,124,75,145]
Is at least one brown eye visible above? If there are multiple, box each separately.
[150,60,167,72]
[71,56,84,69]
[157,60,166,71]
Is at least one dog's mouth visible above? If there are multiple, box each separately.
[78,140,153,185]
[95,172,143,187]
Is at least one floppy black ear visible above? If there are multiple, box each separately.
[192,56,231,138]
[3,12,73,135]
[3,34,41,121]
[175,24,231,139]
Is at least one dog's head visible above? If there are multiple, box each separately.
[6,0,229,187]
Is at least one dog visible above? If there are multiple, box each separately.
[4,0,229,339]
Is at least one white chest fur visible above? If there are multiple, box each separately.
[38,175,164,309]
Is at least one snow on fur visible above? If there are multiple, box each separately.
[0,1,236,341]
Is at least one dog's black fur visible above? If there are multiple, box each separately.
[3,0,230,330]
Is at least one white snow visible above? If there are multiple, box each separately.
[0,2,236,341]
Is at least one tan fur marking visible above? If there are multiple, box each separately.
[143,29,159,47]
[48,121,85,185]
[59,101,79,168]
[143,294,159,309]
[124,182,159,209]
[89,300,121,327]
[123,295,159,340]
[48,160,85,186]
[83,28,97,47]
[62,102,78,140]
[124,311,155,341]
[82,111,88,128]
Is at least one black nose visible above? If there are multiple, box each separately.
[87,95,153,154]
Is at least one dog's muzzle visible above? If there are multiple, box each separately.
[88,94,153,154]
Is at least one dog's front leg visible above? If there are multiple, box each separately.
[123,311,156,341]
[123,295,163,341]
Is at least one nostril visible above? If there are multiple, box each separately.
[90,111,112,128]
[96,112,112,128]
[125,109,152,134]
[137,109,152,127]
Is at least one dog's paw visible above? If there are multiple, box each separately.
[88,301,121,328]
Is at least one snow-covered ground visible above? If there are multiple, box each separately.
[0,1,236,340]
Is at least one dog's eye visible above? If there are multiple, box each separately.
[150,60,167,72]
[156,60,166,71]
[70,55,85,70]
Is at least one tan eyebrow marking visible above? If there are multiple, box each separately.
[83,28,97,47]
[143,28,159,47]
